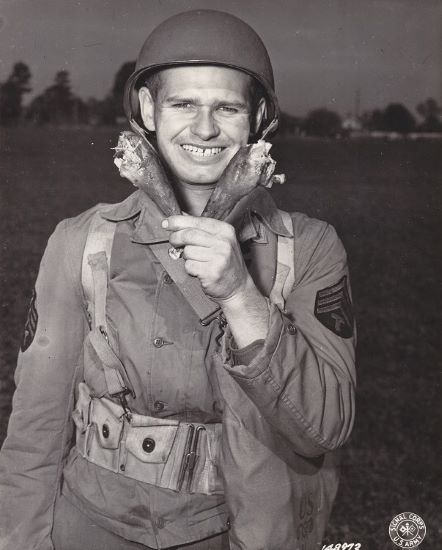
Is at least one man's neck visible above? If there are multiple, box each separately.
[173,181,216,216]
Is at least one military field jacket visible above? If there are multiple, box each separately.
[0,187,356,550]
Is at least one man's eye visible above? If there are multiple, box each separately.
[173,102,193,109]
[218,106,239,113]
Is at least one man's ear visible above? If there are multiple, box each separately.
[138,87,156,132]
[252,97,267,136]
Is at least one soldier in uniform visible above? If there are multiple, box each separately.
[0,10,356,550]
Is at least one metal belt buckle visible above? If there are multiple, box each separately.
[199,308,222,327]
[99,325,109,342]
[186,425,206,491]
[114,389,133,423]
[177,424,206,492]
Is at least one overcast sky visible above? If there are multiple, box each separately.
[0,0,440,117]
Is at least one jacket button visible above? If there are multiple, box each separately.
[163,273,173,284]
[153,337,164,348]
[287,323,296,335]
[102,424,110,439]
[156,517,165,529]
[142,437,156,453]
[154,400,165,412]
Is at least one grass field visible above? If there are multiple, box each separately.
[1,128,441,548]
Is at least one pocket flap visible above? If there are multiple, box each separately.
[91,398,124,449]
[126,425,178,464]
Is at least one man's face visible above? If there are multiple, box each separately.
[139,66,260,186]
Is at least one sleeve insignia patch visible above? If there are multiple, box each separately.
[314,276,354,338]
[21,288,38,352]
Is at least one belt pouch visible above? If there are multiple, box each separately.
[86,396,124,472]
[124,419,178,485]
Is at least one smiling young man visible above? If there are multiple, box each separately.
[140,66,265,193]
[0,10,356,550]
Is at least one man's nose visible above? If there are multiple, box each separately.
[190,108,220,141]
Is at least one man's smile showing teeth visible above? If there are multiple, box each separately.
[181,144,224,157]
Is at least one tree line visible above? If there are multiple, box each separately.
[1,61,441,136]
[0,61,134,127]
[279,100,442,137]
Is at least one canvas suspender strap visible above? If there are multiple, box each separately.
[82,210,116,329]
[269,210,295,310]
[82,211,133,402]
[87,252,108,330]
[148,243,221,325]
[88,328,133,397]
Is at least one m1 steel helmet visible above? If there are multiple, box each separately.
[124,9,279,140]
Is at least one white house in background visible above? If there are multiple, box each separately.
[341,114,363,133]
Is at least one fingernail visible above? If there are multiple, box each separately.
[161,219,169,229]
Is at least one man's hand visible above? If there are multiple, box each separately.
[162,215,270,348]
[162,215,249,304]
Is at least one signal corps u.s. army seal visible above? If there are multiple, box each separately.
[389,512,426,547]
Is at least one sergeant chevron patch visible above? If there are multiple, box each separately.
[314,276,354,338]
[21,288,38,352]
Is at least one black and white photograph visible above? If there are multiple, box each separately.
[0,1,440,549]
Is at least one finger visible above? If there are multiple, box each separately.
[162,215,198,230]
[184,259,202,278]
[163,215,233,236]
[169,228,214,248]
[182,245,211,262]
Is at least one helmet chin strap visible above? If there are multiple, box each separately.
[260,117,279,141]
[129,117,153,145]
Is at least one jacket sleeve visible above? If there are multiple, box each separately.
[221,215,356,457]
[0,220,87,550]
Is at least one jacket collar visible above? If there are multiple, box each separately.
[101,187,293,244]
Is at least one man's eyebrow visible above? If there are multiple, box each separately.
[163,95,197,104]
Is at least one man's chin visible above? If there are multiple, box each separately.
[177,167,225,186]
